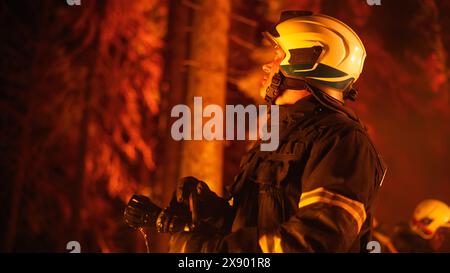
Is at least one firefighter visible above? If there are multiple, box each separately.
[375,199,450,253]
[157,10,387,252]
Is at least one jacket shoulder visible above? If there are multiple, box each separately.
[316,110,387,187]
[315,110,368,139]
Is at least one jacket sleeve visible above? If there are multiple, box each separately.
[261,128,385,252]
[169,128,385,253]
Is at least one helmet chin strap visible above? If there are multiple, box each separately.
[264,72,284,104]
[264,71,308,105]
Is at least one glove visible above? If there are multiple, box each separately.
[169,227,259,253]
[157,176,233,234]
[156,193,192,233]
[124,194,162,230]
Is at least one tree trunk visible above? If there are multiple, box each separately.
[71,65,92,243]
[3,113,30,252]
[179,0,231,196]
[152,0,190,252]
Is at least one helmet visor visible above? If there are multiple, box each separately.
[262,31,280,48]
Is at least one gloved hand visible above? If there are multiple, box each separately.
[156,176,233,234]
[156,193,192,233]
[124,194,162,230]
[168,227,259,253]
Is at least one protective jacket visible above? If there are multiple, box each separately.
[170,93,387,253]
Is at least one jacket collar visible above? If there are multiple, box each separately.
[278,91,360,124]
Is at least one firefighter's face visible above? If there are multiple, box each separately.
[259,46,285,98]
[260,46,309,105]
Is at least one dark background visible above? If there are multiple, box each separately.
[1,0,449,252]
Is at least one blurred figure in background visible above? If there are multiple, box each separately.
[374,199,450,253]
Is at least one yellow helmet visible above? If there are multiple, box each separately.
[264,10,366,93]
[410,199,450,240]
